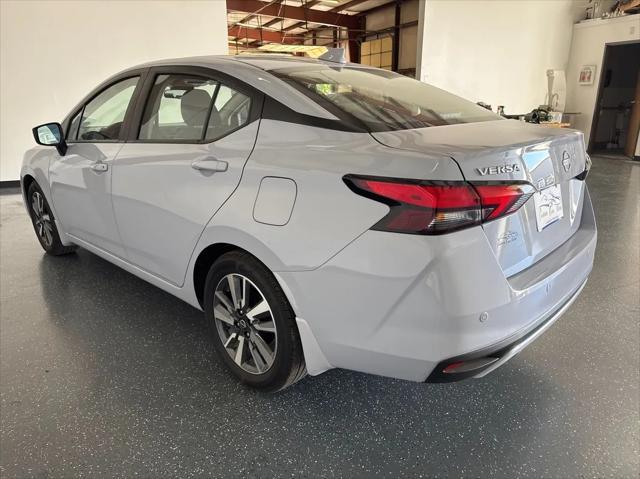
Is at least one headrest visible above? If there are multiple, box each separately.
[180,89,211,127]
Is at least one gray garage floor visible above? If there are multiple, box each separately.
[1,156,638,478]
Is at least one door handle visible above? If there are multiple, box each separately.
[91,162,108,172]
[191,157,228,173]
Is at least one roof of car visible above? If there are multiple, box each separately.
[132,54,360,72]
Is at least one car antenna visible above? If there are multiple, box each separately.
[319,48,347,64]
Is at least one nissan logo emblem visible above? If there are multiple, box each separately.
[562,151,571,172]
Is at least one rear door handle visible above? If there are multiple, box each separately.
[91,162,108,172]
[191,157,228,173]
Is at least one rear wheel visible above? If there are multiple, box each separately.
[27,182,76,256]
[204,251,306,392]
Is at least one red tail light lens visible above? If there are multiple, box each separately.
[344,175,534,235]
[474,184,533,221]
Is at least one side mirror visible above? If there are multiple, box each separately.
[32,122,67,156]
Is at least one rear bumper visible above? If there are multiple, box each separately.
[426,277,588,382]
[279,186,596,382]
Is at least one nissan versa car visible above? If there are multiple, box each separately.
[22,53,596,391]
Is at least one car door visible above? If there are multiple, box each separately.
[111,67,262,286]
[50,75,143,258]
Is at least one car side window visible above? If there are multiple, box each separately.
[206,84,251,141]
[139,74,218,141]
[138,73,252,142]
[67,110,81,141]
[77,77,139,141]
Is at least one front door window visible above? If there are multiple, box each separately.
[77,76,139,141]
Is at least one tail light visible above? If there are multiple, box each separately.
[575,154,591,181]
[344,175,534,235]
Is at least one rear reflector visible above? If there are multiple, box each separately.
[344,175,534,235]
[442,357,499,374]
[575,153,591,181]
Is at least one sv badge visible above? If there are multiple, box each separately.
[476,164,521,176]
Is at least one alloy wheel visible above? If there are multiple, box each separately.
[213,273,278,375]
[31,191,54,247]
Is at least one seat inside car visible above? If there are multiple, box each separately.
[180,89,216,140]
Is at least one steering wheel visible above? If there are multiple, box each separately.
[81,130,109,141]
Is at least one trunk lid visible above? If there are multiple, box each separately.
[372,120,589,277]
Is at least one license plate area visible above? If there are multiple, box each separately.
[533,184,563,231]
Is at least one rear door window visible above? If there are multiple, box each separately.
[139,74,217,141]
[138,74,252,142]
[206,85,251,141]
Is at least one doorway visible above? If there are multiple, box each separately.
[589,41,640,160]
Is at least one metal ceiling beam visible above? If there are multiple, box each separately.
[227,0,359,29]
[331,0,370,12]
[229,0,282,29]
[280,0,369,32]
[355,0,398,17]
[262,0,322,29]
[228,41,262,50]
[391,0,400,71]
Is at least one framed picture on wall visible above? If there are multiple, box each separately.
[578,65,596,85]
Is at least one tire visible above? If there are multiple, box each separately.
[204,251,306,392]
[26,182,76,256]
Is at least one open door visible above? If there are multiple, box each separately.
[625,70,640,159]
[589,41,640,159]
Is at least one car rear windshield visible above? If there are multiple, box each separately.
[271,65,502,132]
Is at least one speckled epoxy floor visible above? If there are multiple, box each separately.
[1,157,638,478]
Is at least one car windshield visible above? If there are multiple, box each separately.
[271,65,502,132]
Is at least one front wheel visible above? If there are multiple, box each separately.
[26,182,76,256]
[204,251,306,392]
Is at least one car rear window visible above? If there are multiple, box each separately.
[271,65,501,132]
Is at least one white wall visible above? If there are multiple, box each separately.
[417,0,580,115]
[0,0,227,182]
[565,15,640,147]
